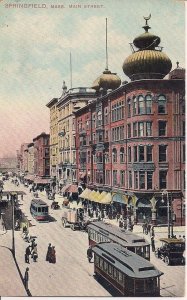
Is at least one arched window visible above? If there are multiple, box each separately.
[104,107,108,124]
[120,147,125,163]
[138,95,145,114]
[145,94,152,114]
[112,148,117,163]
[158,95,166,114]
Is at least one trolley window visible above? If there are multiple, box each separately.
[113,268,118,280]
[135,279,144,293]
[95,254,99,266]
[103,261,108,272]
[99,258,104,269]
[108,264,113,276]
[118,271,123,285]
[38,207,41,212]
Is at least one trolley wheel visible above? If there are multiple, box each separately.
[165,256,170,265]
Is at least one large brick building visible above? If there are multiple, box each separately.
[74,17,185,226]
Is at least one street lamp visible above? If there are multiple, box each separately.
[10,192,17,257]
[161,190,172,238]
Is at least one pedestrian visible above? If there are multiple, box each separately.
[24,267,29,290]
[2,221,5,231]
[142,223,145,234]
[21,194,23,200]
[147,223,151,235]
[31,238,36,251]
[119,218,123,228]
[7,194,9,200]
[116,212,120,222]
[151,236,155,252]
[151,226,155,238]
[32,244,38,262]
[25,246,31,263]
[87,246,93,263]
[50,246,56,264]
[46,243,52,262]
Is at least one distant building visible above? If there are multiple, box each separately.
[33,132,50,179]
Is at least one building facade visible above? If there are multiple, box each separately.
[56,85,96,187]
[46,98,59,181]
[18,143,29,174]
[33,132,50,178]
[74,17,185,226]
[27,143,34,175]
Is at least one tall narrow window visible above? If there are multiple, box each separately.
[113,170,118,186]
[159,170,167,189]
[112,148,117,163]
[127,99,131,117]
[146,145,153,162]
[120,147,125,163]
[134,146,138,162]
[133,97,137,115]
[145,94,152,114]
[134,171,138,189]
[139,171,145,189]
[159,145,167,162]
[128,171,132,188]
[138,122,144,137]
[127,124,131,138]
[159,121,167,136]
[133,122,137,137]
[138,95,144,114]
[146,122,152,136]
[139,146,144,162]
[158,95,166,114]
[128,147,131,162]
[183,144,185,162]
[147,172,153,189]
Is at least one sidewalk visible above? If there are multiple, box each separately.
[0,238,27,296]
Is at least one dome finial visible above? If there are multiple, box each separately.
[143,14,151,32]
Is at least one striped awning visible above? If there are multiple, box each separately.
[79,188,90,198]
[66,184,78,193]
[34,178,51,184]
[61,184,71,193]
[100,192,112,204]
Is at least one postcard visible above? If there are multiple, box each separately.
[0,0,185,298]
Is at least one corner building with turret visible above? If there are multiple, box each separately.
[74,17,185,226]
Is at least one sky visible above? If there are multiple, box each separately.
[0,0,185,157]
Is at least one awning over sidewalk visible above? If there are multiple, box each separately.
[61,184,71,193]
[34,178,51,184]
[66,184,78,193]
[79,171,86,179]
[79,188,91,199]
[24,175,35,181]
[100,192,112,204]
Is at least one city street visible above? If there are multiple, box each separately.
[1,179,186,297]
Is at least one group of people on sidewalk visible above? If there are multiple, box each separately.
[25,238,38,263]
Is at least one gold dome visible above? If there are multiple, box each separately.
[122,15,172,80]
[92,69,121,91]
[123,50,172,80]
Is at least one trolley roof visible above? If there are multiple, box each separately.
[92,243,163,279]
[160,238,185,244]
[88,221,149,247]
[31,198,48,207]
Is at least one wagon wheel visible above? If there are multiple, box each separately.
[71,224,75,231]
[165,256,170,265]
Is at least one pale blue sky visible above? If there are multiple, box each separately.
[0,0,185,157]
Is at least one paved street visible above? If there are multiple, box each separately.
[0,179,186,297]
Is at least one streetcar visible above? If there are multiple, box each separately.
[92,242,163,297]
[87,221,150,260]
[30,198,49,221]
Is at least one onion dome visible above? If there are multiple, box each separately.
[92,69,121,91]
[122,15,172,80]
[169,62,185,80]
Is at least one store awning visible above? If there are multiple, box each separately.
[24,175,35,181]
[97,191,107,203]
[61,184,71,193]
[66,184,78,193]
[34,178,51,184]
[87,190,97,201]
[79,188,90,198]
[100,192,112,204]
[112,193,127,204]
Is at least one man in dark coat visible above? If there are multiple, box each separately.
[46,243,52,262]
[25,246,31,263]
[87,246,93,263]
[151,236,155,252]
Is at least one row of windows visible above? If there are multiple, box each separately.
[88,229,110,243]
[112,126,125,141]
[95,255,124,285]
[112,101,124,122]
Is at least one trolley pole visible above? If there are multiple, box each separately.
[11,192,16,257]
